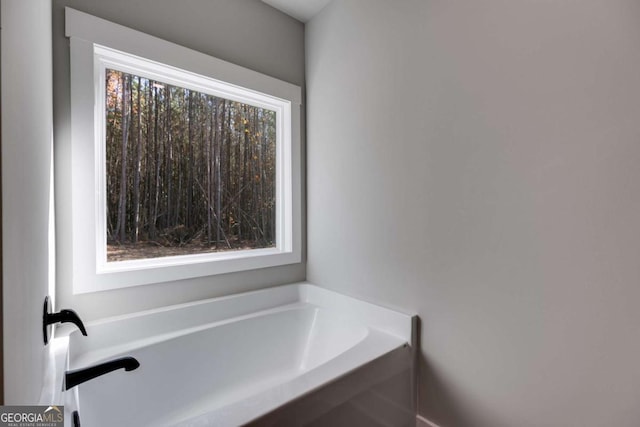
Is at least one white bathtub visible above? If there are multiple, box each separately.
[45,283,415,426]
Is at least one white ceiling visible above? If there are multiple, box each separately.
[261,0,331,22]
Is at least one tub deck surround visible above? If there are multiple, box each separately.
[48,283,416,426]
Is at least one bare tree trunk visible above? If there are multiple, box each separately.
[165,86,173,231]
[225,104,233,236]
[151,85,161,239]
[146,80,154,239]
[116,74,130,243]
[133,76,142,243]
[175,89,186,226]
[215,100,226,246]
[207,99,217,244]
[200,100,207,231]
[260,111,266,243]
[186,91,194,229]
[242,105,251,240]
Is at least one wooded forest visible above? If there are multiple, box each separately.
[105,69,277,261]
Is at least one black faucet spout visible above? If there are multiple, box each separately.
[65,357,140,390]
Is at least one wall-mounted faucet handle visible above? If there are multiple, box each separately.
[43,296,88,345]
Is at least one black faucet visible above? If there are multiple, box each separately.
[65,357,140,390]
[43,296,87,345]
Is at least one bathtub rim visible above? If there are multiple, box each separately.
[72,282,412,341]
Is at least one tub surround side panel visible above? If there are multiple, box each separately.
[251,346,414,427]
[52,0,306,321]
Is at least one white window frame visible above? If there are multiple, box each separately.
[66,8,301,293]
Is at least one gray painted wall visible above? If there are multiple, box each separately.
[53,0,306,320]
[2,0,53,403]
[306,1,640,426]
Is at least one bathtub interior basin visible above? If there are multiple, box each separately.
[47,283,415,426]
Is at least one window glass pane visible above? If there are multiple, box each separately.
[105,69,276,262]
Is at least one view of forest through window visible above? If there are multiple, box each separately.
[105,68,277,262]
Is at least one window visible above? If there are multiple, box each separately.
[66,8,301,293]
[103,66,278,262]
